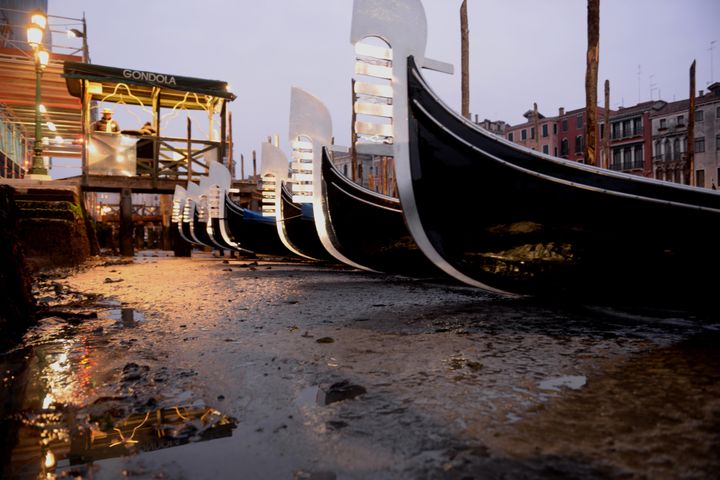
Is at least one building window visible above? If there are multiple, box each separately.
[343,164,348,176]
[508,132,514,142]
[695,109,704,122]
[659,118,667,129]
[673,138,680,159]
[554,147,558,156]
[696,169,705,188]
[677,115,685,127]
[633,117,642,135]
[553,124,557,134]
[521,129,527,140]
[577,114,583,128]
[717,135,720,151]
[695,137,705,153]
[561,119,568,132]
[542,145,549,154]
[634,145,643,168]
[542,124,548,138]
[623,120,632,137]
[530,127,535,140]
[575,135,583,153]
[612,149,621,169]
[612,122,620,139]
[560,138,568,157]
[717,106,720,118]
[600,123,604,139]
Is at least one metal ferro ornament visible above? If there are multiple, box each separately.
[260,142,309,258]
[349,0,502,291]
[288,87,370,270]
[206,162,242,251]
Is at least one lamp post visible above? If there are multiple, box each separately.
[27,11,51,179]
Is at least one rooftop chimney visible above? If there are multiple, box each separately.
[699,90,704,96]
[559,107,565,116]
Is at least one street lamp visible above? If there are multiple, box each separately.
[26,11,51,179]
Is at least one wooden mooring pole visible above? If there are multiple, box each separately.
[119,188,134,256]
[252,150,257,180]
[584,0,600,166]
[460,0,470,119]
[604,79,610,169]
[688,60,696,186]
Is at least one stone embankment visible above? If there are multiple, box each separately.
[0,183,95,344]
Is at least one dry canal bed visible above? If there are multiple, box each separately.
[1,251,719,479]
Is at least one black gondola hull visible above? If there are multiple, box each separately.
[405,56,720,307]
[321,147,441,277]
[225,195,289,256]
[279,182,332,261]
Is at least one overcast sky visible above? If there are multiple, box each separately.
[48,0,719,177]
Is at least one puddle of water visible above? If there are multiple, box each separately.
[0,308,236,480]
[538,375,587,391]
[6,405,236,479]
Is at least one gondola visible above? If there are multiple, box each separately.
[260,142,331,261]
[172,185,197,247]
[278,181,332,261]
[196,171,237,251]
[406,57,720,305]
[223,190,290,256]
[352,0,720,307]
[319,146,442,278]
[182,182,213,249]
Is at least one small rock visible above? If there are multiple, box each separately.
[316,337,335,344]
[222,268,233,272]
[217,395,225,401]
[321,380,366,405]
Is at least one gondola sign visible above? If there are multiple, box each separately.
[122,69,177,86]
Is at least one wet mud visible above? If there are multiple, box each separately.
[1,252,718,479]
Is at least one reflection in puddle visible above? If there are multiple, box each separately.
[9,405,236,479]
[0,309,235,480]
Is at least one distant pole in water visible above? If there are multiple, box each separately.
[252,149,257,181]
[603,79,610,169]
[584,0,600,167]
[240,153,245,180]
[533,102,540,150]
[351,79,358,181]
[460,0,470,119]
[688,60,696,186]
[228,111,235,177]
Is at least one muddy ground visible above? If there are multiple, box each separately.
[1,251,719,479]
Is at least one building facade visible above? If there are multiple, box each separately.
[651,83,720,188]
[608,100,665,177]
[505,110,558,157]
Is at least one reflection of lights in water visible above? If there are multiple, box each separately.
[109,411,150,447]
[42,393,55,410]
[44,450,56,468]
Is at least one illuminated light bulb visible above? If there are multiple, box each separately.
[54,135,63,144]
[39,104,47,113]
[36,48,49,68]
[46,122,56,132]
[31,13,47,30]
[26,25,43,47]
